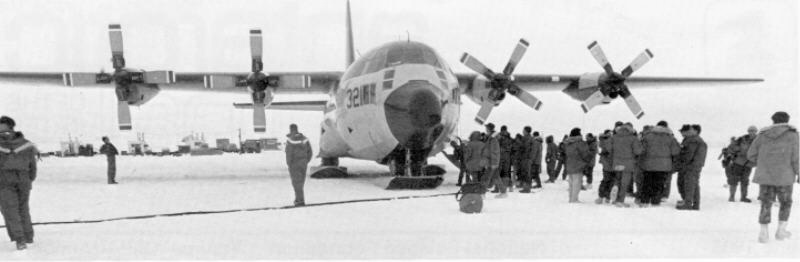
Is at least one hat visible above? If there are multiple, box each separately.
[679,124,692,132]
[485,123,495,131]
[772,111,790,124]
[0,116,15,129]
[500,125,507,132]
[614,121,624,127]
[747,125,758,132]
[692,124,702,134]
[569,128,582,137]
[657,120,668,127]
[523,126,531,133]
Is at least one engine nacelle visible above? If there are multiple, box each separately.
[464,77,501,106]
[118,83,161,106]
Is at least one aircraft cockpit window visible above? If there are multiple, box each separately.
[385,44,442,69]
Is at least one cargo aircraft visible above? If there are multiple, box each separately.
[0,1,761,188]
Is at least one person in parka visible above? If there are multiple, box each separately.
[545,135,558,183]
[595,129,617,204]
[609,123,643,207]
[495,126,514,193]
[449,138,468,186]
[719,136,737,188]
[556,135,568,180]
[285,124,313,206]
[483,124,503,197]
[463,131,489,184]
[747,111,799,243]
[98,136,119,184]
[729,126,758,202]
[0,116,36,250]
[563,128,592,203]
[584,133,598,189]
[518,127,534,193]
[510,133,523,187]
[531,131,544,188]
[640,121,680,206]
[675,124,707,210]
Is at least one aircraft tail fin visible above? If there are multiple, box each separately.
[345,0,355,67]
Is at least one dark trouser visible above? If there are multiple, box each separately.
[759,185,793,224]
[583,164,595,184]
[457,163,468,184]
[482,168,499,191]
[519,160,532,189]
[729,164,752,199]
[677,171,686,200]
[469,170,484,184]
[680,169,701,207]
[288,160,309,205]
[662,172,674,199]
[499,156,511,179]
[614,171,634,203]
[555,159,565,180]
[0,170,34,242]
[642,171,668,205]
[598,171,617,199]
[632,171,643,196]
[531,164,542,186]
[546,160,556,181]
[107,156,117,183]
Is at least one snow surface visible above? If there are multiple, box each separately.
[0,149,797,259]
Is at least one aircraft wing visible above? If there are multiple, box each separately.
[456,73,763,92]
[0,71,343,94]
[171,72,342,94]
[233,100,328,112]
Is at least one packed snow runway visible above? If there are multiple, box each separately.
[0,150,797,259]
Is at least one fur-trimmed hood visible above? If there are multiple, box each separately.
[759,123,797,139]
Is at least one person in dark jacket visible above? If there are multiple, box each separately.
[98,136,119,184]
[285,124,313,206]
[463,131,488,184]
[545,135,558,183]
[449,138,468,186]
[719,136,736,189]
[518,127,534,193]
[483,123,503,197]
[640,121,680,206]
[610,123,643,207]
[511,133,523,187]
[531,131,544,188]
[495,126,514,193]
[556,135,568,180]
[728,126,758,202]
[584,133,598,189]
[0,116,36,250]
[596,129,617,204]
[747,111,798,243]
[676,124,707,210]
[563,128,592,203]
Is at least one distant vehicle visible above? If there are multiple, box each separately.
[263,138,281,151]
[242,139,262,153]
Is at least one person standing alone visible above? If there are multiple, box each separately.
[0,116,36,250]
[747,111,798,243]
[99,136,119,184]
[285,124,313,206]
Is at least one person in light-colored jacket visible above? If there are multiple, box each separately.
[747,111,799,243]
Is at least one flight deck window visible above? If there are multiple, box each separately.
[385,45,442,69]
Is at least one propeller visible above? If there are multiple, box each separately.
[460,38,542,125]
[247,29,270,132]
[108,24,134,130]
[582,41,652,119]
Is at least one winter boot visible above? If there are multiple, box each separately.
[15,241,26,250]
[759,224,770,243]
[676,201,695,210]
[613,201,630,208]
[776,221,792,240]
[495,192,508,199]
[741,185,751,202]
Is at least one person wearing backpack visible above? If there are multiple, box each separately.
[464,131,488,183]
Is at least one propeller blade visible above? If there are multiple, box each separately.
[622,92,645,119]
[108,24,125,69]
[250,29,263,73]
[502,38,529,75]
[580,90,606,113]
[253,102,267,132]
[587,41,614,75]
[117,100,132,131]
[474,101,495,125]
[460,53,495,79]
[509,85,542,111]
[621,49,653,77]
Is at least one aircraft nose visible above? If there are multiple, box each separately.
[384,80,443,149]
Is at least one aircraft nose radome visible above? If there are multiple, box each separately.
[384,80,443,149]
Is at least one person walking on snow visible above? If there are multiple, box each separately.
[0,116,36,250]
[285,124,313,206]
[729,126,758,202]
[99,136,119,184]
[747,111,798,243]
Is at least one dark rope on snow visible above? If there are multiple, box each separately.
[0,192,456,228]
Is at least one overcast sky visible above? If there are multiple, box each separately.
[0,0,796,151]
